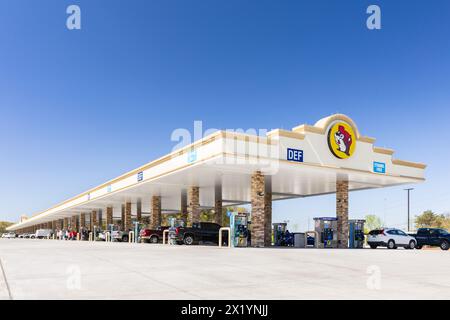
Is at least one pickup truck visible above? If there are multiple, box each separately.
[175,222,223,245]
[139,226,169,243]
[412,228,450,250]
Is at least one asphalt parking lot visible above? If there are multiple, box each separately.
[0,239,448,300]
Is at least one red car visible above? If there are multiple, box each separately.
[139,226,169,243]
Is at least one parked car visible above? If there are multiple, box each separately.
[411,228,450,250]
[175,222,222,245]
[111,229,130,242]
[140,226,170,243]
[97,230,107,241]
[35,229,53,239]
[2,232,16,239]
[367,228,417,249]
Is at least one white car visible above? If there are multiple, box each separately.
[35,229,53,239]
[368,228,417,249]
[1,232,16,239]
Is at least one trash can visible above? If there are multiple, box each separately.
[293,233,305,248]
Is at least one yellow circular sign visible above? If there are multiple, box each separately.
[327,122,356,159]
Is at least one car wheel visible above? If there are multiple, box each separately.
[440,240,449,251]
[408,240,416,249]
[150,235,159,244]
[183,235,194,245]
[370,244,377,249]
[387,240,396,249]
[122,235,129,242]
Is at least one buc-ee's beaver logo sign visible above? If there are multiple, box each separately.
[327,122,356,159]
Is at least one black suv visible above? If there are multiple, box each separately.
[175,222,222,245]
[413,228,450,250]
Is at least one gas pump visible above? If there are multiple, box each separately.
[230,212,250,247]
[314,217,338,248]
[132,221,141,243]
[349,219,365,248]
[272,223,294,246]
[168,218,184,245]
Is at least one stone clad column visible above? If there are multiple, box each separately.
[106,207,113,226]
[70,216,77,231]
[124,202,132,231]
[136,201,142,223]
[91,210,97,229]
[63,218,69,230]
[336,180,349,248]
[214,184,223,226]
[187,187,200,227]
[98,210,103,229]
[80,213,86,228]
[251,171,272,247]
[180,190,188,225]
[150,196,161,229]
[121,204,125,229]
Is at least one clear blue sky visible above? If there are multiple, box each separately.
[1,0,449,230]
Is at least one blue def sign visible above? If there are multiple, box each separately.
[287,148,304,162]
[373,162,386,174]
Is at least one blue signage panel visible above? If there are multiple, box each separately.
[287,148,304,162]
[137,171,144,182]
[373,161,386,174]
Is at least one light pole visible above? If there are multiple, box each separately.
[404,188,414,232]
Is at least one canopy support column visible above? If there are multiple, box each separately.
[251,171,272,247]
[214,184,223,226]
[125,202,132,231]
[150,196,161,229]
[187,186,200,227]
[106,207,113,226]
[336,179,349,248]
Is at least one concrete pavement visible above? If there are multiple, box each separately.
[0,239,448,299]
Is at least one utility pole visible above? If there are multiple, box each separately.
[404,188,414,232]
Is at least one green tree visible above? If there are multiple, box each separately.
[364,215,383,234]
[415,210,447,229]
[443,214,450,230]
[0,221,13,234]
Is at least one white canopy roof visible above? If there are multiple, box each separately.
[8,114,426,231]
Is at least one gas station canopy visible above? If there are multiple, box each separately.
[7,114,426,231]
